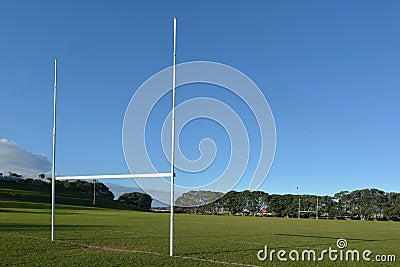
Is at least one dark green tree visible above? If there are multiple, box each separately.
[118,192,152,211]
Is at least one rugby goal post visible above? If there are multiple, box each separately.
[51,18,178,257]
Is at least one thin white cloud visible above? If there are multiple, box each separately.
[0,139,51,177]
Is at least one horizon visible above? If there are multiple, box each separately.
[1,174,397,201]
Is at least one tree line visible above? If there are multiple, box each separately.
[177,189,400,221]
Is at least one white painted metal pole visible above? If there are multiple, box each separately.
[316,198,318,220]
[170,17,177,257]
[56,173,171,180]
[51,59,57,241]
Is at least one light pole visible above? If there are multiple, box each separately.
[316,197,319,220]
[93,179,96,205]
[297,187,300,219]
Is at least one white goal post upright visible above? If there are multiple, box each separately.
[169,17,177,257]
[50,18,178,256]
[51,59,57,241]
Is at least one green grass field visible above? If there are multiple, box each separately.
[0,199,399,266]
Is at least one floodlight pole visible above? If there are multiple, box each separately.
[51,59,57,241]
[297,186,300,219]
[316,198,318,220]
[170,17,177,257]
[93,179,96,206]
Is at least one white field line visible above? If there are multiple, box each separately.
[4,233,261,267]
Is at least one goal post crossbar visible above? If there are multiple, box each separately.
[55,173,171,180]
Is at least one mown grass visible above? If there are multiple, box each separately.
[0,200,399,266]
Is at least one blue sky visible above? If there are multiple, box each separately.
[1,1,399,198]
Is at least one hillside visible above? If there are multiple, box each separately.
[0,179,141,210]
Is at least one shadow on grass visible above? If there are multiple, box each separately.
[180,232,400,256]
[0,209,57,215]
[0,209,29,213]
[180,247,259,256]
[274,233,379,242]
